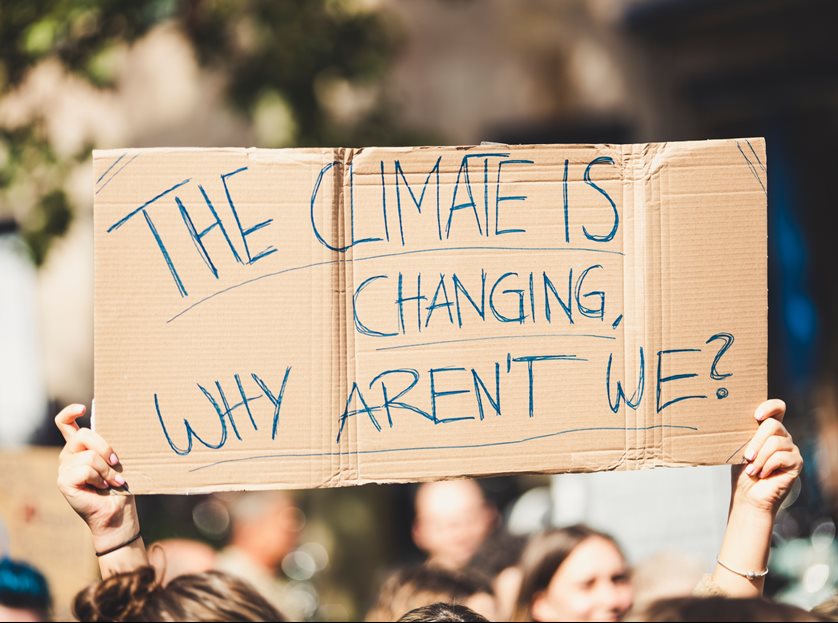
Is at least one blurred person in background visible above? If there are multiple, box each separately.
[812,594,838,621]
[215,491,304,619]
[467,530,527,621]
[0,557,51,622]
[512,524,632,622]
[626,551,705,615]
[412,480,497,571]
[811,593,838,620]
[148,539,217,585]
[511,399,804,622]
[634,595,830,622]
[365,564,496,622]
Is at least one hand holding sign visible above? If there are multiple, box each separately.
[55,404,147,577]
[736,399,803,512]
[712,399,803,597]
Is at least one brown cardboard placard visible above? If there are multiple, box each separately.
[93,139,767,494]
[0,448,98,619]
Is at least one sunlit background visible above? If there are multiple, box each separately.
[1,0,837,619]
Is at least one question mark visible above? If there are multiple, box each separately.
[706,332,734,399]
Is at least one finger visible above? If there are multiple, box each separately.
[66,429,119,467]
[760,449,802,480]
[754,399,786,423]
[59,463,109,491]
[743,417,789,462]
[55,404,86,443]
[66,450,125,487]
[745,435,795,477]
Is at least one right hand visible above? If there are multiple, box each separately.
[733,399,803,514]
[56,403,139,552]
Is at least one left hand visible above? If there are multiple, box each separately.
[733,399,803,514]
[56,403,138,552]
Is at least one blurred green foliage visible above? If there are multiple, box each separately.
[0,0,423,264]
[0,1,174,88]
[0,127,80,264]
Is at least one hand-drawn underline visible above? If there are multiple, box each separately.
[374,332,616,352]
[167,245,624,324]
[188,423,699,473]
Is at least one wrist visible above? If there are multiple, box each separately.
[91,521,140,553]
[720,501,774,569]
[714,500,775,598]
[732,487,782,516]
[96,536,148,578]
[89,501,141,552]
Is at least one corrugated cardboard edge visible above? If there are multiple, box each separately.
[93,140,766,494]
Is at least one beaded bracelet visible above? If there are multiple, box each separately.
[716,558,769,581]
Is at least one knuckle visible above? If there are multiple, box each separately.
[765,418,782,433]
[767,435,783,450]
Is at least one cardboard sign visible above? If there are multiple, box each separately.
[0,448,98,619]
[93,139,767,494]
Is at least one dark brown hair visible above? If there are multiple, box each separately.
[398,602,490,622]
[467,530,527,579]
[366,565,493,622]
[72,565,286,622]
[637,596,831,622]
[512,525,624,622]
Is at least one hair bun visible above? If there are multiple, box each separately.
[73,566,159,622]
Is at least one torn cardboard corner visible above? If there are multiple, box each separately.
[93,138,767,494]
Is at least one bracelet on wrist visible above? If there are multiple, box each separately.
[95,531,142,557]
[716,558,768,581]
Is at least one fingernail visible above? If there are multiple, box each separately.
[745,464,757,476]
[744,447,756,462]
[109,453,119,466]
[114,474,126,486]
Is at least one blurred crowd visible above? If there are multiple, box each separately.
[0,400,835,621]
[2,0,838,621]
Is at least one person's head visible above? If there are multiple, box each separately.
[227,491,302,569]
[72,565,286,622]
[413,480,497,570]
[636,596,830,622]
[467,530,527,621]
[628,552,704,613]
[513,525,632,622]
[812,593,838,620]
[148,539,217,584]
[366,565,496,622]
[397,602,490,622]
[0,558,51,622]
